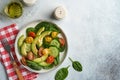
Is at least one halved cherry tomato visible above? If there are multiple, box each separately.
[59,38,65,46]
[28,32,36,38]
[46,56,54,64]
[20,56,27,65]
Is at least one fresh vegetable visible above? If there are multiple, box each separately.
[59,38,65,46]
[18,35,25,47]
[26,60,42,70]
[27,52,34,60]
[20,56,27,65]
[51,31,58,38]
[25,37,33,43]
[50,39,60,48]
[69,57,82,72]
[35,21,60,32]
[36,27,45,35]
[55,65,70,80]
[28,32,36,38]
[49,46,59,58]
[26,27,36,34]
[38,62,51,67]
[46,56,55,64]
[38,47,44,57]
[45,36,52,43]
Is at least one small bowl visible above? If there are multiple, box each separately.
[4,2,23,19]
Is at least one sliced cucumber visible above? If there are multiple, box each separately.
[49,46,59,58]
[50,39,60,48]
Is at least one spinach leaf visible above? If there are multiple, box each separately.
[26,60,42,70]
[69,57,82,72]
[35,21,60,32]
[55,65,70,80]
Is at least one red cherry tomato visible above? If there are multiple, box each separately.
[46,56,54,64]
[59,38,65,46]
[28,32,36,38]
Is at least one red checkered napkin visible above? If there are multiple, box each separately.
[0,24,38,80]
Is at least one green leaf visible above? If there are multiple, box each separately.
[69,57,82,72]
[55,65,70,80]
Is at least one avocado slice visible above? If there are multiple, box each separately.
[17,35,25,47]
[36,27,45,35]
[38,62,51,67]
[33,53,48,63]
[31,31,51,55]
[37,31,52,47]
[21,42,27,56]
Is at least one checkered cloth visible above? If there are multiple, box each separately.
[0,24,38,80]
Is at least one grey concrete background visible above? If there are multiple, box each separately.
[0,0,120,80]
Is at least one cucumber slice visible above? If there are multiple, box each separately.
[49,47,59,58]
[50,39,60,48]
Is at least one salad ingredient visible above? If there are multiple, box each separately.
[26,60,42,70]
[69,57,82,72]
[18,35,25,47]
[46,56,55,64]
[33,52,49,63]
[50,39,60,48]
[21,43,27,56]
[38,47,44,57]
[26,27,36,34]
[28,32,36,38]
[42,48,50,55]
[20,56,27,65]
[27,52,34,60]
[45,36,52,43]
[37,31,51,48]
[35,21,60,32]
[59,38,65,46]
[55,65,70,80]
[25,37,33,43]
[49,46,59,58]
[51,31,58,38]
[36,27,45,35]
[38,62,51,67]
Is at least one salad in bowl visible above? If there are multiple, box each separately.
[15,20,68,73]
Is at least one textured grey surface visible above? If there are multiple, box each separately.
[0,0,120,80]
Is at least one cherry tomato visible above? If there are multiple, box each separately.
[46,56,54,64]
[59,38,65,46]
[28,32,36,38]
[20,56,27,65]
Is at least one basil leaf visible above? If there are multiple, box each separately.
[55,65,70,80]
[69,57,82,72]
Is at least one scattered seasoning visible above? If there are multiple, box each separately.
[69,57,82,72]
[55,65,70,80]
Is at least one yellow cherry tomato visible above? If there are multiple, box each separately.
[51,32,58,38]
[45,36,52,42]
[25,37,33,43]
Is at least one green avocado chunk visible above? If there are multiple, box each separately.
[21,42,28,56]
[33,53,48,63]
[17,35,25,47]
[38,62,51,67]
[31,31,51,55]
